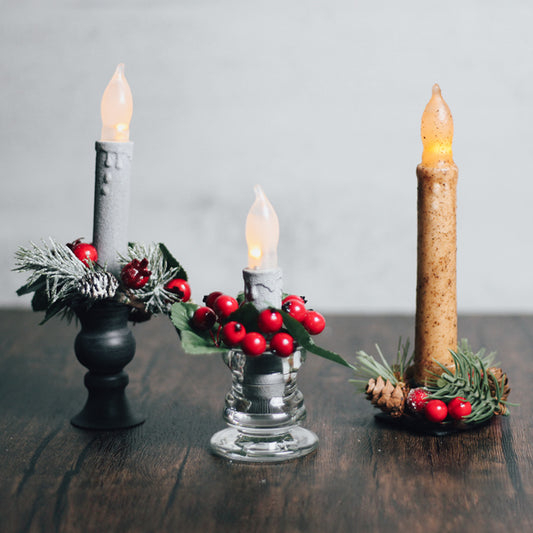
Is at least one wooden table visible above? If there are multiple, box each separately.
[1,310,531,532]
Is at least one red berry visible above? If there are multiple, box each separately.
[71,242,98,267]
[302,310,326,335]
[191,306,217,331]
[406,388,429,414]
[213,294,239,320]
[165,278,191,302]
[257,309,283,334]
[241,332,266,357]
[282,299,307,322]
[282,294,307,305]
[121,258,151,289]
[447,397,472,420]
[425,399,448,423]
[203,291,223,309]
[221,321,247,347]
[270,332,295,357]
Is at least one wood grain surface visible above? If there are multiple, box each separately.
[0,310,531,533]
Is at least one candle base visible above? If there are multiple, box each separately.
[351,337,511,434]
[210,426,318,463]
[373,412,494,436]
[210,348,318,463]
[71,301,144,430]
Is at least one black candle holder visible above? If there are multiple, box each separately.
[71,301,144,430]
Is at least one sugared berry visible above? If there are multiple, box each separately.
[270,332,295,357]
[121,258,151,289]
[203,291,223,309]
[406,388,429,414]
[425,399,448,423]
[241,332,266,357]
[282,299,307,322]
[70,242,98,267]
[165,278,191,302]
[213,294,239,320]
[257,309,283,334]
[191,306,217,331]
[222,321,247,347]
[447,397,472,420]
[302,310,326,335]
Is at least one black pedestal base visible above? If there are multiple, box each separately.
[72,302,144,430]
[71,371,145,430]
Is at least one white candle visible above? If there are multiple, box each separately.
[242,185,283,310]
[93,64,134,275]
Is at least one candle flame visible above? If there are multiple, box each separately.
[245,185,279,270]
[420,84,454,167]
[101,63,133,142]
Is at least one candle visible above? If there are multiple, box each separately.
[92,64,134,275]
[414,84,458,385]
[242,185,283,310]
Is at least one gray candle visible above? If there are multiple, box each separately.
[93,141,133,275]
[243,186,283,310]
[92,64,133,276]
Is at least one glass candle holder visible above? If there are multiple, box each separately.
[210,347,318,462]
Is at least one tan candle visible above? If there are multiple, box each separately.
[414,84,458,385]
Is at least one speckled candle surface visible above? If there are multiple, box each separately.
[93,141,133,276]
[414,163,458,384]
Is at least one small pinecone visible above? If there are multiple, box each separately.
[487,367,511,415]
[78,271,119,300]
[366,376,407,417]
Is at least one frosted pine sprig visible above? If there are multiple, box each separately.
[119,243,187,315]
[15,239,90,304]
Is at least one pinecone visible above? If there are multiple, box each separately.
[366,376,407,417]
[78,271,119,300]
[487,367,511,415]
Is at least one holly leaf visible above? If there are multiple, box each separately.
[170,301,226,355]
[280,310,349,367]
[227,302,260,331]
[158,243,187,281]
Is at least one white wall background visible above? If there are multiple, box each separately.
[2,0,532,313]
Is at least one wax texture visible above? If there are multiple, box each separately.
[92,141,133,276]
[414,164,458,384]
[243,268,283,311]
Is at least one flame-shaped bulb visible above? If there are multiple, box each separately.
[421,84,454,167]
[100,63,133,142]
[245,185,279,270]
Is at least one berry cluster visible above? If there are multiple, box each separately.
[406,388,473,423]
[190,293,326,358]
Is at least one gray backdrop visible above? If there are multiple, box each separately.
[2,1,531,313]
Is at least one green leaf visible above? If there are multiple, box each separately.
[158,243,187,281]
[280,310,349,367]
[170,302,226,355]
[227,302,260,331]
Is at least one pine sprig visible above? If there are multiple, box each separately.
[14,239,93,322]
[427,342,509,424]
[118,242,187,316]
[349,339,412,391]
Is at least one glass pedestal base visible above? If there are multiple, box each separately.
[210,425,318,463]
[210,348,318,463]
